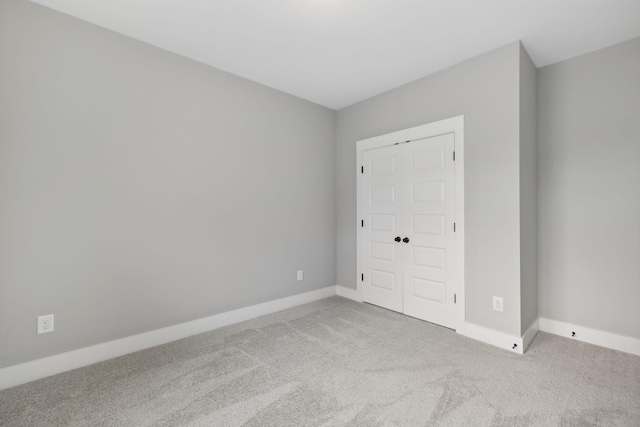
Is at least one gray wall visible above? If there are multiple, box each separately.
[519,44,538,334]
[0,0,336,368]
[538,37,640,339]
[337,43,524,336]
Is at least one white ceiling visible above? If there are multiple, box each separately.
[31,0,640,110]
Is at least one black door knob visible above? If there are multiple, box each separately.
[394,236,401,242]
[403,237,410,243]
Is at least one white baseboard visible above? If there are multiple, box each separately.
[12,290,635,392]
[522,318,539,353]
[457,322,523,354]
[336,285,359,301]
[0,286,337,391]
[539,317,640,357]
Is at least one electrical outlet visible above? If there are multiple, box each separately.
[37,314,54,334]
[493,297,503,312]
[297,270,303,281]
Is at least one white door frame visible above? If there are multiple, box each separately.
[356,115,465,330]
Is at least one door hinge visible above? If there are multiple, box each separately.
[454,222,456,232]
[361,273,364,282]
[361,166,364,174]
[361,219,364,228]
[454,294,457,304]
[453,151,456,161]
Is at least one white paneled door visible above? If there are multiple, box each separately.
[361,133,456,329]
[361,144,404,312]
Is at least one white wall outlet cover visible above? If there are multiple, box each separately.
[493,297,504,312]
[297,270,303,281]
[37,314,54,334]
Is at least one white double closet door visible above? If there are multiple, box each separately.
[362,133,456,329]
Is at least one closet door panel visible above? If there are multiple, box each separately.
[402,134,456,328]
[361,145,403,312]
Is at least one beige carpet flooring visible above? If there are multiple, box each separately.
[1,296,639,426]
